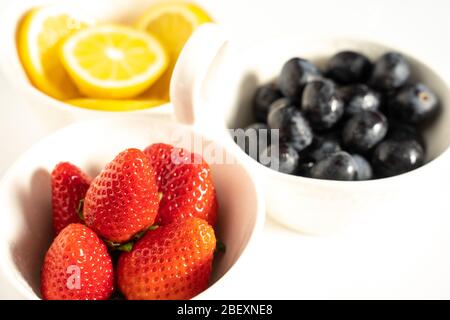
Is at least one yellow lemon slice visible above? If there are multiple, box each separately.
[60,25,168,99]
[17,5,94,99]
[66,98,166,111]
[136,1,212,100]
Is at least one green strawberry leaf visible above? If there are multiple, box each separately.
[214,240,226,257]
[133,224,159,241]
[104,225,160,253]
[104,239,134,252]
[77,199,85,221]
[117,242,133,252]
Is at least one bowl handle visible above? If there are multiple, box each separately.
[170,23,228,130]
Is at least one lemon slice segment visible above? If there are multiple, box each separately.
[61,25,168,99]
[17,5,94,99]
[137,1,212,59]
[136,1,212,100]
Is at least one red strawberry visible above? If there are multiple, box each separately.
[84,148,160,243]
[41,223,114,300]
[144,143,218,226]
[117,217,216,300]
[51,162,91,235]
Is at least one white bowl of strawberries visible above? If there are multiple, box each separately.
[0,115,264,300]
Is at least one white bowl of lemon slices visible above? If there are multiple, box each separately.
[0,0,213,129]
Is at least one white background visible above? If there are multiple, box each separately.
[1,0,450,299]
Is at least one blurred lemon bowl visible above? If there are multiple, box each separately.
[0,0,212,120]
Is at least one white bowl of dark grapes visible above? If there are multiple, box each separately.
[224,37,450,234]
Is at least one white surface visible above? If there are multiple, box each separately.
[1,0,450,299]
